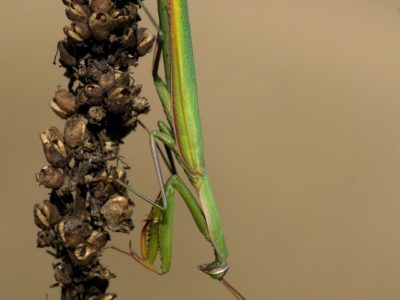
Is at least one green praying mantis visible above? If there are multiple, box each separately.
[113,0,246,298]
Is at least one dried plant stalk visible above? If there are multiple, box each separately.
[35,1,154,299]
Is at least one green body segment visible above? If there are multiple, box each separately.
[168,0,205,175]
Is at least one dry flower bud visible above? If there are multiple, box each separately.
[66,4,90,22]
[90,0,112,13]
[71,243,97,266]
[89,12,112,41]
[88,106,106,124]
[87,230,109,250]
[36,165,65,189]
[84,84,104,98]
[50,89,76,119]
[101,195,134,233]
[58,40,77,67]
[98,71,115,91]
[40,127,70,167]
[33,200,61,230]
[137,28,155,56]
[132,96,150,114]
[64,116,88,149]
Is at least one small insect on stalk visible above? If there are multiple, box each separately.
[112,0,246,299]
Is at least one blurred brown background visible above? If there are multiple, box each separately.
[2,0,400,299]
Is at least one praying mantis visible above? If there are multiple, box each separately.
[113,0,246,298]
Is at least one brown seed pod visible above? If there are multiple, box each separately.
[57,218,92,248]
[90,0,112,13]
[122,27,136,48]
[132,96,150,114]
[110,9,130,28]
[57,40,77,67]
[89,12,112,41]
[49,89,77,119]
[33,200,61,230]
[65,4,90,22]
[87,230,109,251]
[113,70,130,87]
[136,28,155,57]
[40,127,70,167]
[100,195,134,233]
[64,116,88,149]
[105,86,132,113]
[88,106,106,124]
[98,71,115,91]
[64,23,91,44]
[71,243,97,266]
[84,84,104,98]
[36,165,65,189]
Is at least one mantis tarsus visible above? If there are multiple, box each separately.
[113,1,246,298]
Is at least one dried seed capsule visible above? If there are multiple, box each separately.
[87,230,109,251]
[98,71,115,91]
[89,12,112,41]
[49,89,76,119]
[64,23,91,44]
[40,127,70,167]
[105,86,132,113]
[122,27,136,48]
[101,195,134,233]
[88,106,106,124]
[36,165,65,189]
[71,243,97,266]
[57,218,92,248]
[64,116,88,149]
[132,96,150,114]
[65,4,90,22]
[90,0,112,13]
[84,84,104,98]
[113,70,130,87]
[111,9,130,28]
[137,28,155,56]
[53,262,73,285]
[57,40,77,67]
[33,200,61,230]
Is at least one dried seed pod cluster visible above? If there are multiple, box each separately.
[35,0,154,298]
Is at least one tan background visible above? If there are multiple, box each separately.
[1,0,400,299]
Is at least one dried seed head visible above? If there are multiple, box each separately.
[87,230,109,251]
[50,89,77,119]
[64,116,88,149]
[88,106,106,124]
[89,12,112,41]
[65,4,90,22]
[132,96,150,114]
[58,40,77,67]
[40,127,70,167]
[84,84,104,98]
[101,195,134,233]
[36,165,65,189]
[71,243,97,266]
[137,28,155,56]
[33,200,61,230]
[90,0,112,13]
